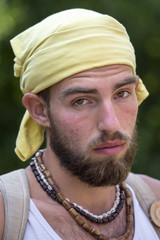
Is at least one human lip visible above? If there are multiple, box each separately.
[93,141,126,156]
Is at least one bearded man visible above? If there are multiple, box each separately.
[0,8,160,240]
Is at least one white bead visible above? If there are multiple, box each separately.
[44,179,48,183]
[48,185,52,191]
[79,206,83,210]
[102,213,108,217]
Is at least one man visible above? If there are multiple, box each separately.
[0,8,160,240]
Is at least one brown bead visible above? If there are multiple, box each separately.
[56,192,64,202]
[62,199,72,210]
[126,214,133,222]
[126,220,132,227]
[126,197,132,205]
[36,155,43,164]
[81,222,92,232]
[90,228,100,237]
[47,177,54,186]
[69,208,78,218]
[75,215,85,226]
[119,237,126,240]
[129,206,134,215]
[123,229,131,238]
[39,163,46,172]
[125,189,132,198]
[44,170,51,178]
[52,184,59,193]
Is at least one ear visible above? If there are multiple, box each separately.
[22,93,51,128]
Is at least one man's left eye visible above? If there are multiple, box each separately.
[115,91,130,99]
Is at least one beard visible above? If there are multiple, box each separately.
[48,115,137,187]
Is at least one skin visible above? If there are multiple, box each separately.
[0,64,160,239]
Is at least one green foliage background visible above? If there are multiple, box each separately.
[0,0,160,179]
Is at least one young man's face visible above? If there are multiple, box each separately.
[47,64,138,186]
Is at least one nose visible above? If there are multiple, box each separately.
[97,101,120,133]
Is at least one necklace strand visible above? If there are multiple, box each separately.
[67,184,123,220]
[30,149,134,239]
[31,153,125,223]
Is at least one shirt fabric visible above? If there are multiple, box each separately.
[23,185,159,240]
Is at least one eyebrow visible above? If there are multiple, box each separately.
[60,76,137,99]
[59,88,98,99]
[113,76,137,91]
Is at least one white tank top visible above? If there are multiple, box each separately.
[23,185,159,240]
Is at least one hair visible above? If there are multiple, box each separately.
[38,87,50,109]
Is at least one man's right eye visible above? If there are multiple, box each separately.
[73,98,91,106]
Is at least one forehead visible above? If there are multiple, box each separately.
[50,64,134,94]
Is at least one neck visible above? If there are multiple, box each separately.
[43,147,116,215]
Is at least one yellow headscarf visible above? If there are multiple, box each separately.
[10,9,149,161]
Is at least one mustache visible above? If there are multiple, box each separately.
[88,131,131,149]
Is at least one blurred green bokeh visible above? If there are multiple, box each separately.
[0,0,160,179]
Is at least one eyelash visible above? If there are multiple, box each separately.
[114,90,131,99]
[73,98,91,106]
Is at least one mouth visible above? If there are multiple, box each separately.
[93,140,126,156]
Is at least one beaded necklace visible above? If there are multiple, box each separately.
[67,184,125,223]
[30,149,134,239]
[31,152,125,223]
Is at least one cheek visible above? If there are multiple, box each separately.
[119,102,138,132]
[57,113,94,139]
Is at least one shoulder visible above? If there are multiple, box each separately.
[0,192,5,239]
[137,174,160,200]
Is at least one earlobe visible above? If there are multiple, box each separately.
[22,93,50,127]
